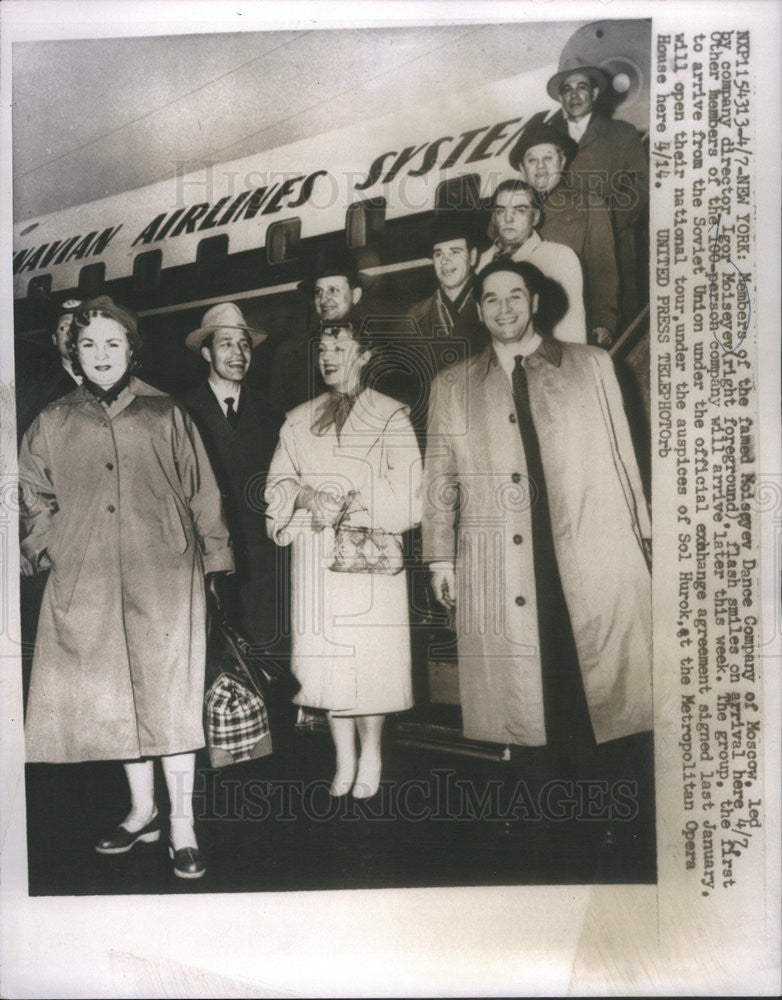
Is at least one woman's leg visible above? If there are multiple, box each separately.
[95,760,159,853]
[327,712,358,796]
[353,714,384,798]
[160,752,198,850]
[122,759,157,830]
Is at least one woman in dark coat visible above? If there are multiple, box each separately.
[18,296,233,879]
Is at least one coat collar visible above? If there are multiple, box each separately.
[64,376,164,420]
[475,334,562,382]
[550,108,609,149]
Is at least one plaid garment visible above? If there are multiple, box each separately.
[204,672,272,767]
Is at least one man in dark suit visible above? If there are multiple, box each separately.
[546,58,649,328]
[182,302,286,654]
[16,298,82,440]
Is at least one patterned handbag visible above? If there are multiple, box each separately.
[204,619,273,767]
[329,493,404,576]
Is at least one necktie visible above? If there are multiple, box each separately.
[511,355,590,748]
[225,396,239,428]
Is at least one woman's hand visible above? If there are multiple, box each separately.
[295,485,347,533]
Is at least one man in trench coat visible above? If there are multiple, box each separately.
[422,259,652,759]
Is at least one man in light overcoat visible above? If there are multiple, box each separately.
[422,259,652,762]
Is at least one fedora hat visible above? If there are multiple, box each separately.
[186,302,267,353]
[507,121,579,174]
[547,58,609,101]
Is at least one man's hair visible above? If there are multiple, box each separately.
[486,179,543,242]
[474,258,546,302]
[489,179,543,213]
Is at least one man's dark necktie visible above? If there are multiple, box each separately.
[225,396,239,428]
[511,354,592,750]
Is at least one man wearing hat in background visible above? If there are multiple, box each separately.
[404,213,488,443]
[182,302,287,661]
[509,121,619,348]
[267,249,362,415]
[546,58,649,328]
[477,179,586,344]
[410,213,487,364]
[16,298,82,441]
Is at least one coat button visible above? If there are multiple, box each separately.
[107,505,115,513]
[515,595,526,606]
[513,534,523,545]
[511,472,521,484]
[509,413,517,423]
[106,462,114,470]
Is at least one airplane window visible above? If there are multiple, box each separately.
[266,218,301,264]
[26,273,52,307]
[346,198,386,249]
[196,234,229,281]
[435,174,481,213]
[133,249,162,293]
[78,262,105,298]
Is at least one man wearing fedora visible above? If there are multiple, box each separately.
[508,121,619,348]
[182,302,287,656]
[267,249,362,415]
[546,59,649,328]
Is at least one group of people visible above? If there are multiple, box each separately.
[16,61,652,882]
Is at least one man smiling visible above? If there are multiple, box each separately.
[410,213,486,362]
[508,121,619,347]
[183,303,286,654]
[268,250,363,414]
[423,259,652,766]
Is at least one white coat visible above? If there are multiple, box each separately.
[266,389,422,715]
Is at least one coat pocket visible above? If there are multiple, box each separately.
[163,494,191,556]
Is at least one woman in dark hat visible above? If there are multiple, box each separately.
[18,296,233,880]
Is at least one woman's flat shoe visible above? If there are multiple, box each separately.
[95,815,160,854]
[168,843,206,880]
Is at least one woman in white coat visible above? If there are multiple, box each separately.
[266,320,422,798]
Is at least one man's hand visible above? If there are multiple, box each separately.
[20,547,51,577]
[430,567,456,609]
[593,327,614,349]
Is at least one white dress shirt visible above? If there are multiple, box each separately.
[567,112,591,143]
[207,377,242,419]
